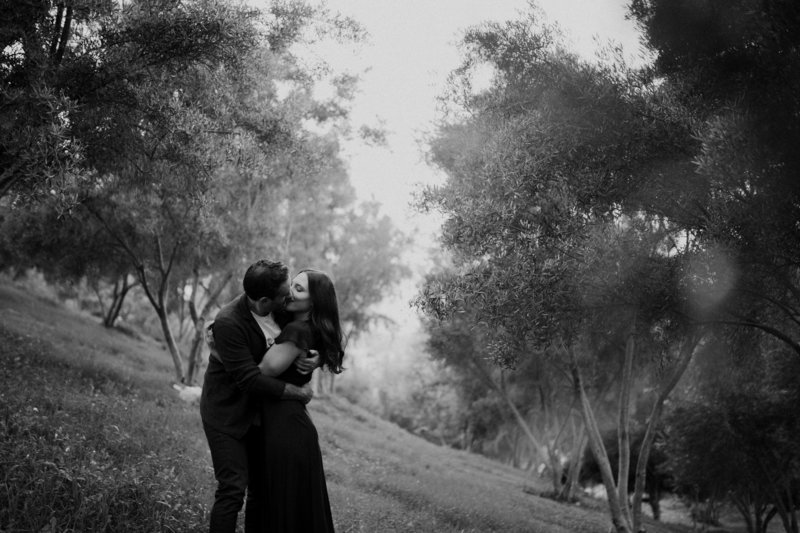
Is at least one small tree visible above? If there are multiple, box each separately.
[0,198,135,327]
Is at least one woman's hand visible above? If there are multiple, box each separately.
[294,350,321,375]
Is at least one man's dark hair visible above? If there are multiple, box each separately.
[242,260,289,300]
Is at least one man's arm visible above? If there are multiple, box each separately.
[212,318,286,398]
[282,382,313,404]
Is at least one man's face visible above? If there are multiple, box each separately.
[252,280,290,316]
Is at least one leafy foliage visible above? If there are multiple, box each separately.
[664,338,800,532]
[414,7,729,532]
[1,0,409,383]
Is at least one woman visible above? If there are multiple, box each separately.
[255,268,345,532]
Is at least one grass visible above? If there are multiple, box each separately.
[0,280,691,532]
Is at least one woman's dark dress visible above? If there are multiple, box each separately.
[259,320,335,533]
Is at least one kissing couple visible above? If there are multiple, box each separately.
[200,260,345,532]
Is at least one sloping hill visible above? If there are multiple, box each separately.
[0,280,688,532]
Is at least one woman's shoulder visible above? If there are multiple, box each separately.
[276,320,313,348]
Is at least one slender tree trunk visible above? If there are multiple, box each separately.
[176,297,188,341]
[184,316,206,385]
[632,329,703,532]
[104,274,134,328]
[496,374,547,463]
[759,466,796,533]
[151,273,184,382]
[184,270,234,384]
[135,248,184,383]
[540,385,562,492]
[562,427,588,501]
[546,445,563,491]
[55,5,72,64]
[468,357,548,465]
[157,306,184,383]
[570,346,633,533]
[91,280,108,322]
[617,313,636,527]
[50,4,64,58]
[731,494,758,533]
[543,396,581,498]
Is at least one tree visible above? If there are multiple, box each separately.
[623,7,800,529]
[422,307,586,496]
[326,202,412,340]
[0,197,135,327]
[664,330,800,533]
[2,0,296,381]
[628,0,800,356]
[0,0,112,201]
[415,9,709,532]
[2,0,408,389]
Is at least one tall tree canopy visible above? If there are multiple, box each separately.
[1,0,410,385]
[416,2,800,531]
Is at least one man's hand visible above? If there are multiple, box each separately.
[294,349,321,375]
[282,382,313,404]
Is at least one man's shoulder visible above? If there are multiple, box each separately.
[215,294,246,322]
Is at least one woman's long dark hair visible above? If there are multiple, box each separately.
[302,269,345,374]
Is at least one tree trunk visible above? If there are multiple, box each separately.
[184,315,206,386]
[617,314,636,528]
[467,357,548,466]
[50,4,64,58]
[570,346,633,533]
[561,424,587,501]
[539,384,571,496]
[732,494,757,533]
[497,378,547,464]
[157,307,184,383]
[136,252,183,383]
[55,5,72,64]
[632,329,702,532]
[103,274,135,328]
[762,472,797,533]
[183,270,233,385]
[176,297,189,342]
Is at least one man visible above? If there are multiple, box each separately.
[200,259,318,532]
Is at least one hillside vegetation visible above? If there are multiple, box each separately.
[0,280,687,532]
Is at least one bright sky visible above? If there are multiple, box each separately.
[314,0,644,247]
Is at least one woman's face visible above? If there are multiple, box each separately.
[285,272,312,314]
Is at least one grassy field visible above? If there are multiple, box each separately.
[0,280,692,533]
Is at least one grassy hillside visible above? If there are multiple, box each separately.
[0,280,689,532]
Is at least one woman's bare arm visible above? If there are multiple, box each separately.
[258,341,303,376]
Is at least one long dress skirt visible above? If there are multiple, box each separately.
[258,399,335,533]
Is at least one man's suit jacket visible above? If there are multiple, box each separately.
[200,294,286,438]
